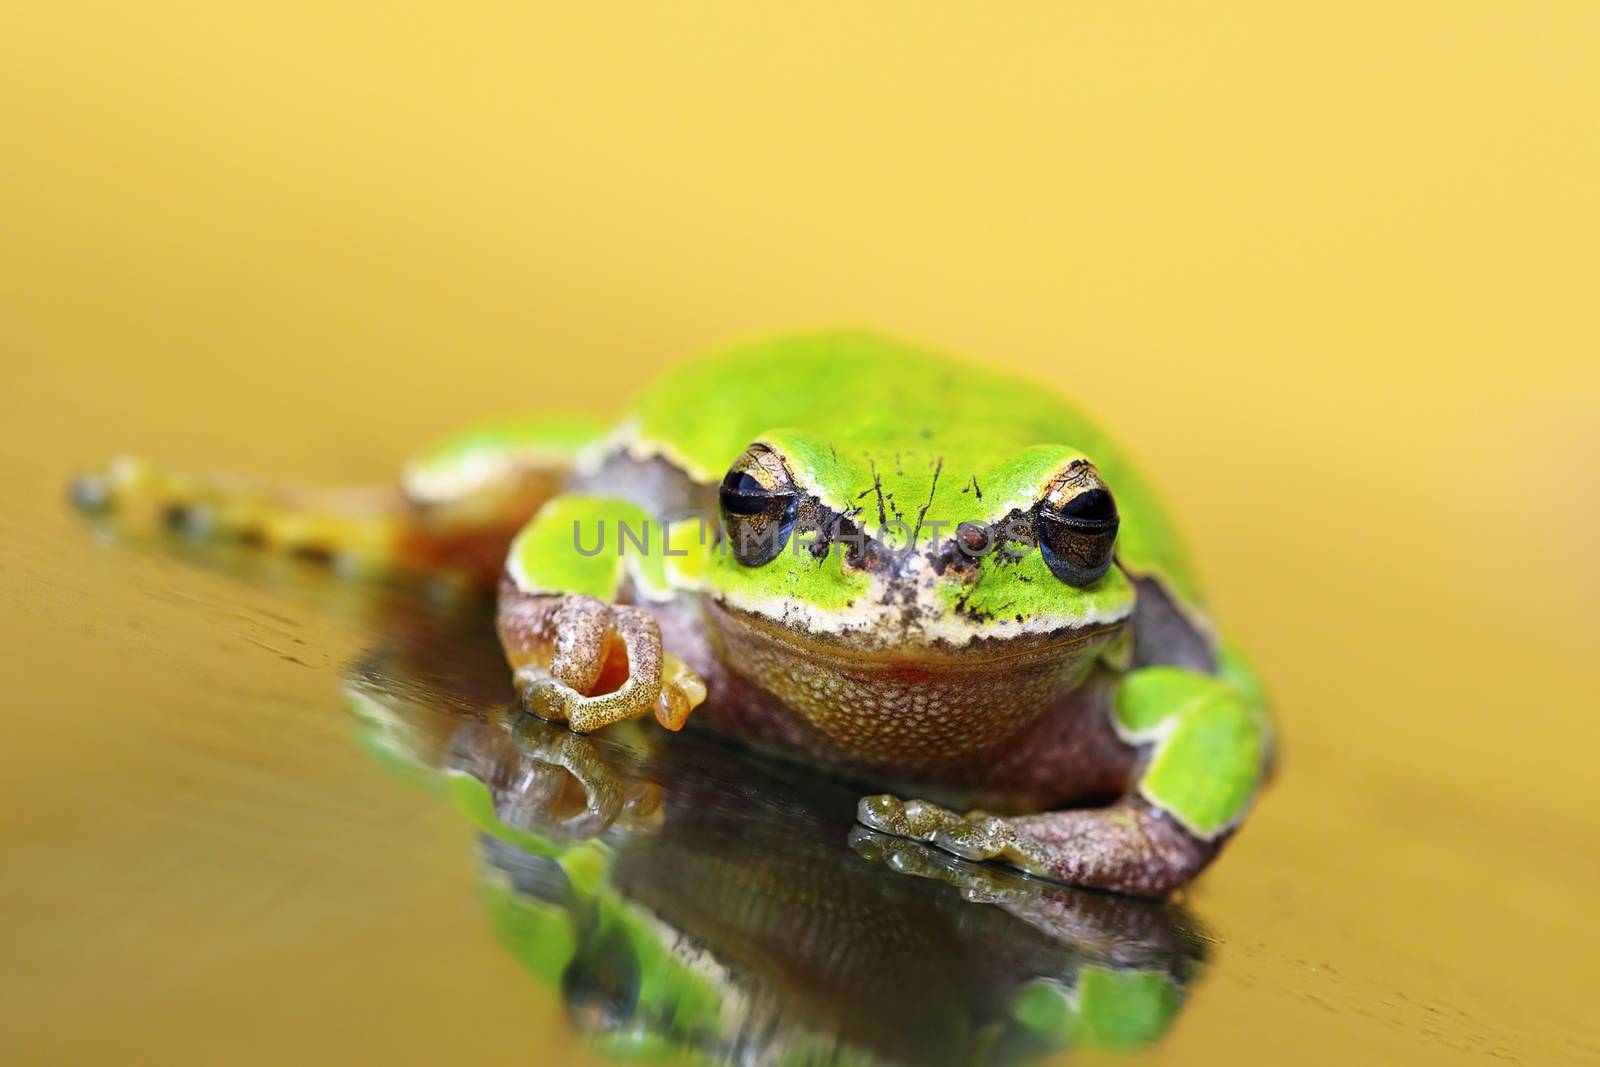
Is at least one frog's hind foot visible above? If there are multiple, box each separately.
[499,588,706,734]
[69,450,567,589]
[857,795,1218,899]
[70,455,422,582]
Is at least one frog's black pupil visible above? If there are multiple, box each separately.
[1050,488,1116,527]
[719,472,787,516]
[722,471,766,495]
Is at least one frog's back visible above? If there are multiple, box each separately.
[632,331,1203,606]
[634,331,1105,475]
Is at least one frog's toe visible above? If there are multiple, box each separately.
[516,654,642,734]
[856,796,1060,879]
[651,653,706,732]
[932,817,1055,876]
[856,794,905,832]
[856,794,968,840]
[931,816,1013,860]
[518,674,584,723]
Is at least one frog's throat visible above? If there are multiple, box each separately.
[701,598,1123,766]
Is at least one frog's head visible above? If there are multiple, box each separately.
[695,431,1138,766]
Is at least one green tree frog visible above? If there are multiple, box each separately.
[73,331,1274,896]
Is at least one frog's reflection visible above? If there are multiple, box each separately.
[346,607,1209,1067]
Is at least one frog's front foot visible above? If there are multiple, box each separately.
[500,591,706,734]
[857,795,1056,876]
[858,795,1217,898]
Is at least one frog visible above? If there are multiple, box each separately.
[72,330,1274,896]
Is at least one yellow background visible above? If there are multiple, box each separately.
[2,3,1596,1064]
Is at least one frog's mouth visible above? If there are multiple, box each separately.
[706,596,1123,666]
[700,598,1123,765]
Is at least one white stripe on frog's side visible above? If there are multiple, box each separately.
[403,446,575,505]
[617,420,721,486]
[574,418,647,480]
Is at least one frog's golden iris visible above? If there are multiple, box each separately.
[1036,461,1120,586]
[717,444,800,567]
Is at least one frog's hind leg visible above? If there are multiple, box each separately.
[69,455,426,575]
[70,416,606,588]
[859,666,1270,897]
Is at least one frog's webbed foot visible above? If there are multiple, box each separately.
[857,795,1217,898]
[500,591,706,734]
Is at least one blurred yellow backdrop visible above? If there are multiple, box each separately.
[2,3,1597,1064]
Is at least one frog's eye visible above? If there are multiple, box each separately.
[1036,462,1119,586]
[719,445,799,566]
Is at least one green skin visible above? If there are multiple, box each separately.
[73,331,1273,896]
[423,332,1274,896]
